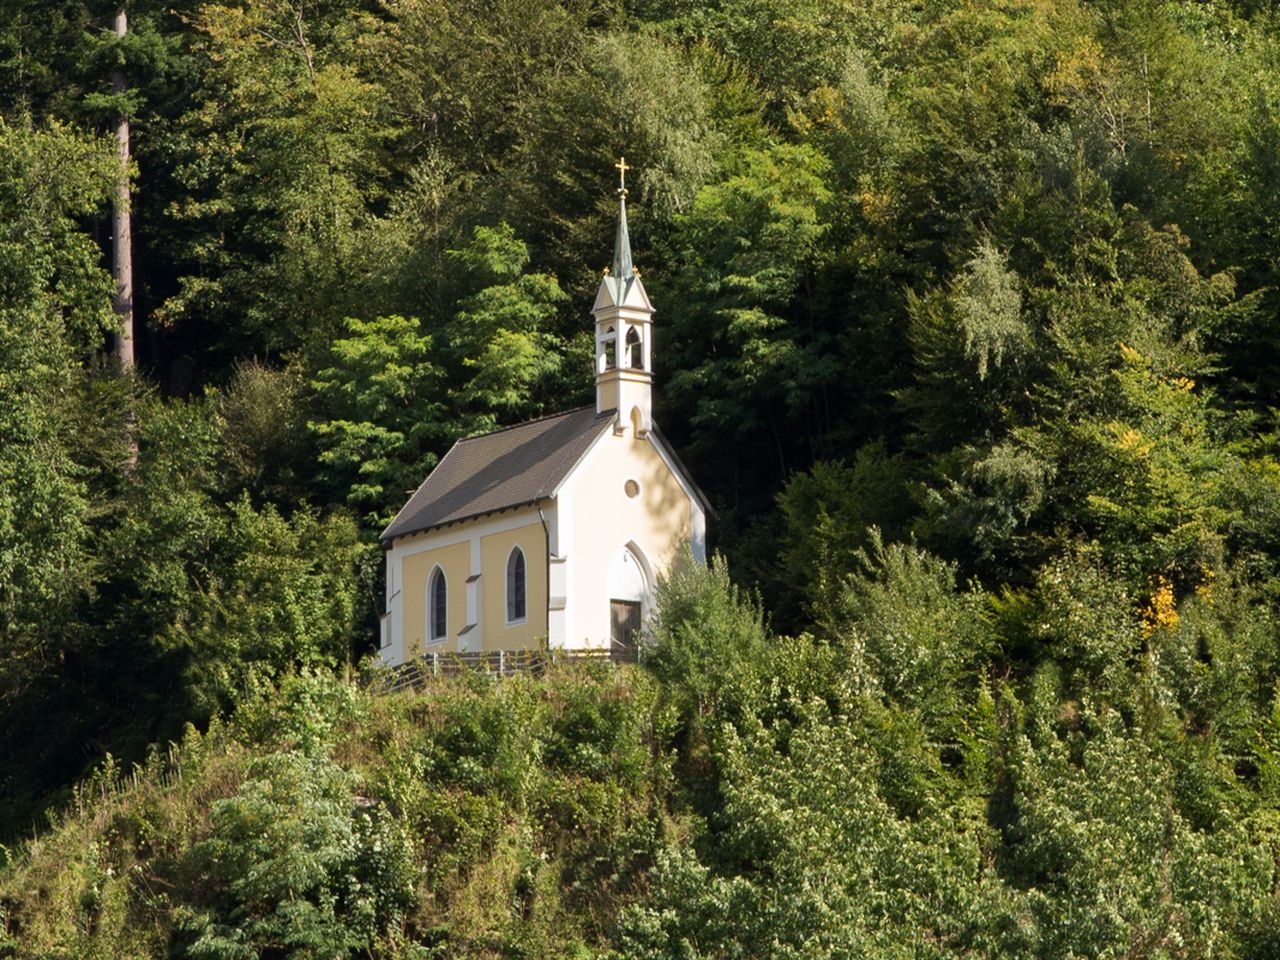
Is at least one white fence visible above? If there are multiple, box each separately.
[373,646,640,694]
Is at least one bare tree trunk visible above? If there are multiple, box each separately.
[111,4,134,372]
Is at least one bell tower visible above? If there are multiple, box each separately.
[593,157,654,436]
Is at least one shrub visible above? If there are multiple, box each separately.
[644,551,770,723]
[181,750,414,959]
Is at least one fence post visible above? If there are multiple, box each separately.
[432,651,439,678]
[499,649,506,676]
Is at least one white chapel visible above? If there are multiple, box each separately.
[378,162,711,664]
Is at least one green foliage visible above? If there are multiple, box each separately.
[163,0,399,357]
[0,669,675,957]
[217,360,313,502]
[955,238,1027,381]
[776,441,915,622]
[441,224,569,422]
[232,668,366,757]
[585,33,722,217]
[620,695,993,960]
[826,532,994,736]
[663,141,833,514]
[646,0,917,117]
[6,581,1280,957]
[0,119,114,669]
[184,750,414,959]
[1026,547,1142,696]
[77,6,178,121]
[309,225,570,527]
[0,383,364,838]
[1051,344,1235,584]
[310,314,444,526]
[15,0,1280,954]
[1001,713,1273,958]
[916,439,1056,576]
[169,497,362,716]
[644,551,770,720]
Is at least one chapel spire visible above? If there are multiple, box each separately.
[612,156,634,280]
[593,157,654,435]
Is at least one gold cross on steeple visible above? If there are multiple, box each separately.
[615,156,630,195]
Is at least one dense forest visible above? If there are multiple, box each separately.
[7,0,1280,955]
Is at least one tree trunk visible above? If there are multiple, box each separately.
[111,4,134,372]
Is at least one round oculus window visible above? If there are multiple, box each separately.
[624,479,640,499]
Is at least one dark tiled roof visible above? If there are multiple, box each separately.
[380,406,613,544]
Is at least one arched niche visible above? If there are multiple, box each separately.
[607,542,654,659]
[625,326,642,369]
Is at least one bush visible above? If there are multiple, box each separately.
[181,750,414,959]
[644,551,770,723]
[823,531,994,735]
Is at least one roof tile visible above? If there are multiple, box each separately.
[380,405,612,543]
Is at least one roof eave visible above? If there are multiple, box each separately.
[381,498,552,548]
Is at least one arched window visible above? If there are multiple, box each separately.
[602,326,616,370]
[625,326,642,369]
[506,546,527,623]
[428,567,447,643]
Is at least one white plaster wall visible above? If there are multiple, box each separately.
[556,423,696,648]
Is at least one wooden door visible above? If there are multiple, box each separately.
[610,600,642,661]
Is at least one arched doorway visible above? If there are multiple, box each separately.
[607,544,652,661]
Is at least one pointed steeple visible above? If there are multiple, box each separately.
[612,191,633,280]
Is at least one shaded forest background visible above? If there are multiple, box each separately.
[10,0,1280,954]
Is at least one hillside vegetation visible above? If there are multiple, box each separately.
[9,0,1280,954]
[8,555,1280,958]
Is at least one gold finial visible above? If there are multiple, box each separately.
[615,156,630,195]
[603,265,611,275]
[633,267,641,277]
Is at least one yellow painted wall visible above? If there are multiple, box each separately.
[560,424,692,647]
[402,539,469,655]
[480,522,547,650]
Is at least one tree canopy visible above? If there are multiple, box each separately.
[9,0,1280,955]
